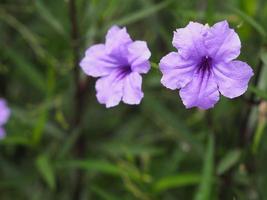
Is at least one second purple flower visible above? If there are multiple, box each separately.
[80,26,151,108]
[0,98,10,139]
[159,20,254,109]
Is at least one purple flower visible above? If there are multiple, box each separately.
[159,20,254,109]
[0,98,10,139]
[80,26,151,108]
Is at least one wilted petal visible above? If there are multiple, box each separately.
[172,22,208,60]
[179,71,219,109]
[127,41,151,74]
[80,44,120,77]
[0,99,10,126]
[159,52,197,90]
[122,72,143,105]
[95,70,124,108]
[205,20,241,62]
[213,61,253,98]
[105,26,132,56]
[0,127,5,139]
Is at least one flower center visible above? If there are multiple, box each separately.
[198,56,213,73]
[116,65,131,80]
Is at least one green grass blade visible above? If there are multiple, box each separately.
[217,149,241,175]
[36,154,55,190]
[154,173,201,193]
[4,49,46,93]
[194,135,214,200]
[111,0,173,26]
[249,86,267,100]
[229,6,267,39]
[35,0,67,37]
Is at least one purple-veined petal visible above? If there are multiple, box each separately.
[179,71,219,109]
[205,20,241,62]
[159,52,197,90]
[127,41,151,74]
[0,99,10,126]
[95,70,125,108]
[122,72,143,105]
[213,61,253,98]
[172,22,208,60]
[105,26,132,56]
[80,44,120,77]
[0,127,5,140]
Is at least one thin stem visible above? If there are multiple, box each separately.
[68,0,87,199]
[69,0,82,125]
[239,53,264,147]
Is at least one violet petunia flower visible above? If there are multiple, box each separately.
[159,20,254,109]
[0,98,10,139]
[80,26,151,108]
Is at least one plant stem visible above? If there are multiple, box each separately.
[68,0,87,199]
[239,55,264,147]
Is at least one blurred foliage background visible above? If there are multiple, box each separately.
[1,0,267,199]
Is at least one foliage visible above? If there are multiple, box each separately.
[1,0,267,199]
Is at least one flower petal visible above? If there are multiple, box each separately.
[213,61,253,98]
[127,41,151,74]
[0,99,10,126]
[105,26,132,56]
[159,52,197,90]
[205,20,241,62]
[80,44,119,77]
[122,72,144,105]
[179,71,220,109]
[95,70,124,108]
[0,127,6,140]
[172,22,208,60]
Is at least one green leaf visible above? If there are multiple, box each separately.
[0,10,45,58]
[143,96,204,154]
[154,173,201,192]
[36,154,55,190]
[217,149,241,175]
[32,65,56,145]
[35,0,66,37]
[91,186,121,200]
[4,49,46,93]
[229,6,267,39]
[0,136,32,146]
[57,160,122,176]
[249,86,267,100]
[260,50,267,66]
[252,120,266,154]
[111,0,173,26]
[194,135,214,200]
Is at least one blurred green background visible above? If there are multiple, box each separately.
[1,0,267,199]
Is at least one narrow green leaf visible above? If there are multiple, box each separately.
[1,136,32,146]
[252,120,266,154]
[154,173,201,192]
[91,186,121,200]
[0,10,45,58]
[249,86,267,100]
[229,6,267,39]
[4,49,46,93]
[36,154,55,190]
[35,0,66,37]
[57,160,122,176]
[32,64,55,145]
[260,50,267,66]
[217,149,241,175]
[143,96,204,154]
[110,0,173,26]
[194,135,214,200]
